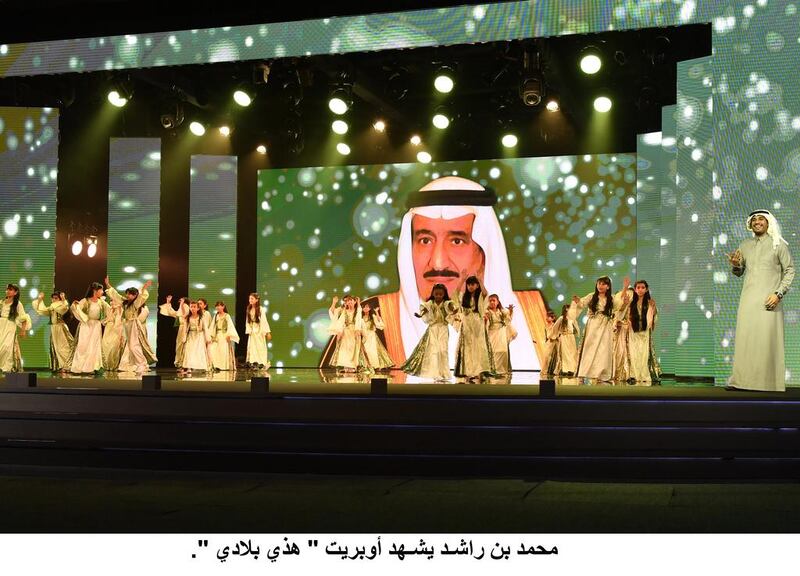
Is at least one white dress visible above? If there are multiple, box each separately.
[159,301,189,367]
[628,301,660,383]
[32,298,74,371]
[209,312,240,371]
[729,236,795,391]
[574,291,627,381]
[101,303,124,370]
[71,298,111,374]
[360,314,393,370]
[245,308,271,367]
[612,293,632,382]
[545,315,580,376]
[401,300,458,380]
[328,307,362,369]
[0,300,31,372]
[454,291,494,379]
[486,308,516,375]
[181,314,210,370]
[107,288,157,372]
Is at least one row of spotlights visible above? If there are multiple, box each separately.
[70,235,99,257]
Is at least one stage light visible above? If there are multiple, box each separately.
[86,236,98,258]
[373,120,386,132]
[336,142,351,156]
[410,135,422,146]
[593,96,612,113]
[256,144,267,154]
[331,120,349,135]
[432,108,450,130]
[160,102,185,129]
[520,76,543,107]
[580,47,602,74]
[219,125,231,137]
[546,100,560,112]
[233,87,254,107]
[434,67,455,94]
[501,133,518,148]
[416,151,432,163]
[189,121,206,136]
[328,88,352,115]
[71,240,83,256]
[432,114,449,129]
[107,90,128,107]
[107,76,133,107]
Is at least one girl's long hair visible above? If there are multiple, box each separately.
[630,281,651,332]
[427,283,450,302]
[85,282,103,299]
[215,301,228,314]
[6,284,20,320]
[122,287,140,311]
[461,276,482,311]
[589,276,613,318]
[362,303,377,321]
[184,300,199,322]
[247,292,260,323]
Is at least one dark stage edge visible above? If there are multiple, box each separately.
[1,368,799,480]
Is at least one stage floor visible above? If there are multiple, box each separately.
[6,367,798,398]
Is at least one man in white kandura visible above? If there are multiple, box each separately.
[726,210,795,391]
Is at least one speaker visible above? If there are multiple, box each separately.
[142,374,161,391]
[539,378,556,398]
[4,372,37,388]
[370,377,388,396]
[251,376,270,393]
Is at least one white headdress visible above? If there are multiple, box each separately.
[746,209,788,250]
[396,176,539,370]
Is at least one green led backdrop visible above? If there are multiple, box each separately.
[675,56,714,377]
[0,107,58,368]
[634,130,664,366]
[257,154,636,367]
[0,1,798,379]
[188,155,238,316]
[107,138,161,353]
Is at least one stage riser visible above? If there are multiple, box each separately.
[0,418,799,457]
[0,447,799,480]
[1,389,798,477]
[1,391,800,426]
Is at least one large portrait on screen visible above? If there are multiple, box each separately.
[319,176,548,370]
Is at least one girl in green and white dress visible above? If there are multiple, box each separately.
[33,290,74,373]
[0,283,31,373]
[209,301,240,371]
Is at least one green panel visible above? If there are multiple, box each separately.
[635,131,663,359]
[107,138,161,353]
[0,106,58,368]
[658,105,678,375]
[189,155,237,316]
[675,56,714,377]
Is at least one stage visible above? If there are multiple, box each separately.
[0,368,799,480]
[0,367,794,398]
